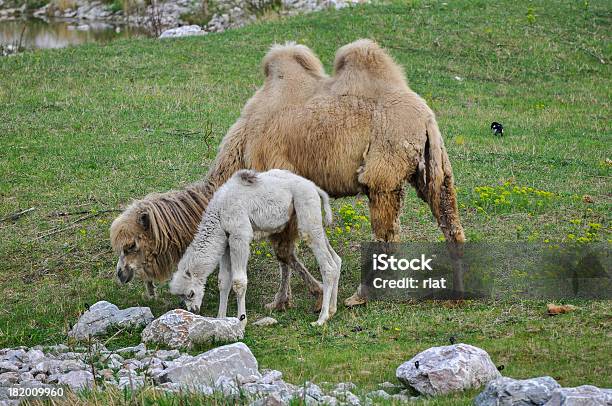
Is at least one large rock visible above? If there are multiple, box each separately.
[544,385,612,406]
[396,343,500,396]
[141,309,243,349]
[69,301,154,341]
[474,376,561,405]
[161,342,260,388]
[159,25,206,38]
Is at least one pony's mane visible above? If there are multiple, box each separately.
[110,181,210,281]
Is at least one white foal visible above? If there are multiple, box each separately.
[170,169,341,326]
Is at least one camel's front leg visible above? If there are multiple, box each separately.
[217,247,232,318]
[345,189,404,307]
[229,234,251,327]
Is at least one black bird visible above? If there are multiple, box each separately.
[449,336,456,345]
[414,361,420,369]
[491,122,504,136]
[497,364,505,371]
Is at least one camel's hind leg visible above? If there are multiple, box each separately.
[269,217,323,312]
[264,260,293,312]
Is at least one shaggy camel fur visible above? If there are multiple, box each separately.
[111,39,464,307]
[170,169,341,326]
[224,39,465,305]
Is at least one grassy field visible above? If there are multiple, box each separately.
[0,0,611,403]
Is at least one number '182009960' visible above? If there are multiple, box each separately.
[9,386,64,398]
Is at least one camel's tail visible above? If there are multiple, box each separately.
[417,119,465,244]
[316,186,333,226]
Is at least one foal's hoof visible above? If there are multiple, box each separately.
[310,320,326,327]
[344,293,367,307]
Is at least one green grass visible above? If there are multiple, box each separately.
[1,0,611,404]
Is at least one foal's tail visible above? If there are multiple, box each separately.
[316,186,333,226]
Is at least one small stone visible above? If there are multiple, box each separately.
[118,375,145,390]
[159,382,182,392]
[60,359,87,372]
[155,349,180,361]
[390,393,415,402]
[249,392,286,406]
[46,344,70,354]
[260,370,283,384]
[0,362,18,373]
[253,317,278,327]
[378,381,399,389]
[19,372,34,382]
[97,369,115,381]
[0,372,18,385]
[1,349,26,364]
[118,368,138,379]
[334,390,360,406]
[367,389,391,399]
[57,370,94,392]
[335,381,357,392]
[159,25,205,38]
[25,349,45,364]
[69,301,154,341]
[106,353,124,369]
[319,395,339,406]
[132,343,147,359]
[293,382,325,402]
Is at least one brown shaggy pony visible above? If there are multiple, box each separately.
[111,39,464,307]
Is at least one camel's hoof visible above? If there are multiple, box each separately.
[142,292,156,300]
[265,299,292,312]
[344,293,367,307]
[312,294,323,313]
